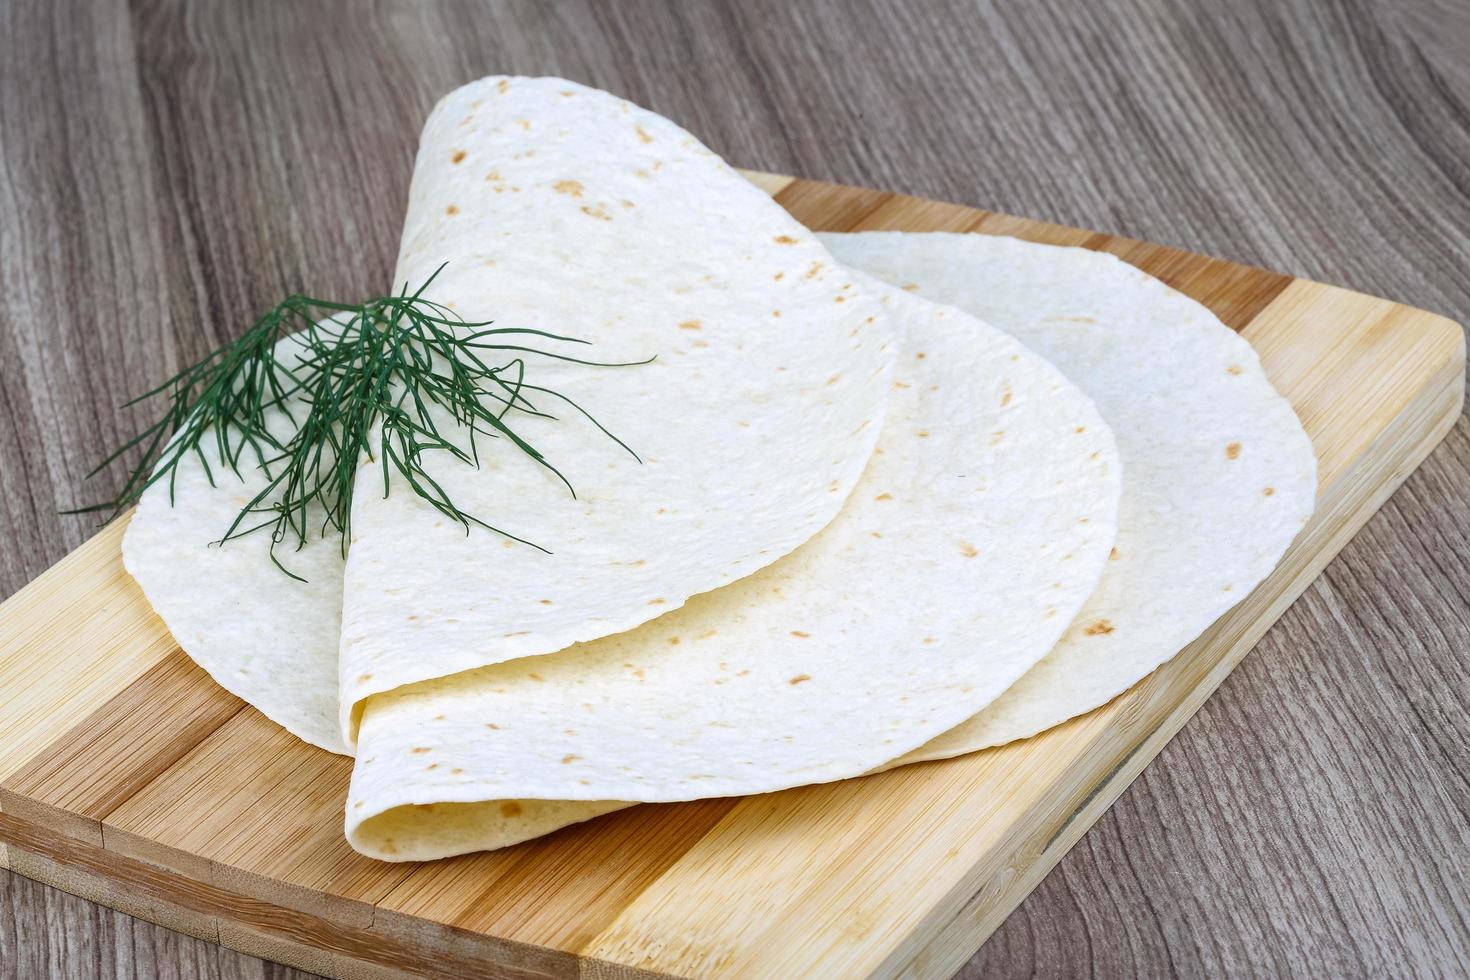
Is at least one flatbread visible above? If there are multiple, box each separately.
[337,77,898,744]
[124,76,897,755]
[822,232,1317,758]
[344,274,1121,860]
[123,329,349,753]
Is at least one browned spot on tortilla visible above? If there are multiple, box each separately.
[901,283,920,292]
[561,754,580,764]
[497,79,510,94]
[959,541,979,558]
[517,119,532,131]
[870,531,882,539]
[1083,619,1115,636]
[668,636,681,646]
[826,373,842,385]
[410,747,431,754]
[789,674,812,685]
[1227,364,1243,375]
[635,125,654,143]
[499,801,522,817]
[834,295,846,303]
[560,90,576,97]
[1001,388,1012,407]
[648,598,666,605]
[539,598,553,605]
[580,203,612,221]
[621,199,635,209]
[916,430,930,438]
[1110,547,1121,560]
[553,179,585,197]
[804,261,823,280]
[528,673,545,682]
[380,842,399,855]
[791,630,811,638]
[356,673,373,683]
[875,493,893,501]
[1075,426,1087,434]
[451,150,467,164]
[915,352,926,359]
[1263,486,1276,496]
[425,763,438,771]
[922,637,937,645]
[486,723,500,730]
[1226,442,1242,459]
[679,320,702,330]
[774,271,785,281]
[773,235,798,245]
[445,204,460,215]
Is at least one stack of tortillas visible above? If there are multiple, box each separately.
[123,76,1316,861]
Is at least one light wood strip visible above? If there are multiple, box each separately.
[0,518,174,783]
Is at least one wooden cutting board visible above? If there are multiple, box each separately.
[0,172,1462,980]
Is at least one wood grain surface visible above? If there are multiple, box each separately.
[0,1,1465,978]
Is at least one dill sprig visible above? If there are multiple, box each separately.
[70,265,647,580]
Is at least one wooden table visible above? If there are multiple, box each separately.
[1,1,1465,977]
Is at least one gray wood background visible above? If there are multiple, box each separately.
[1,0,1466,976]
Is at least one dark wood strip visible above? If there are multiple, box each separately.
[1088,235,1294,331]
[0,652,244,844]
[775,178,895,231]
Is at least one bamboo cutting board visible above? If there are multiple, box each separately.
[0,172,1462,980]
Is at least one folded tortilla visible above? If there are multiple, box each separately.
[822,232,1317,758]
[344,274,1121,860]
[337,77,899,745]
[125,76,897,754]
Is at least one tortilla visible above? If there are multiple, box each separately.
[337,77,898,745]
[124,76,897,755]
[123,329,350,753]
[822,232,1317,757]
[344,273,1121,860]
